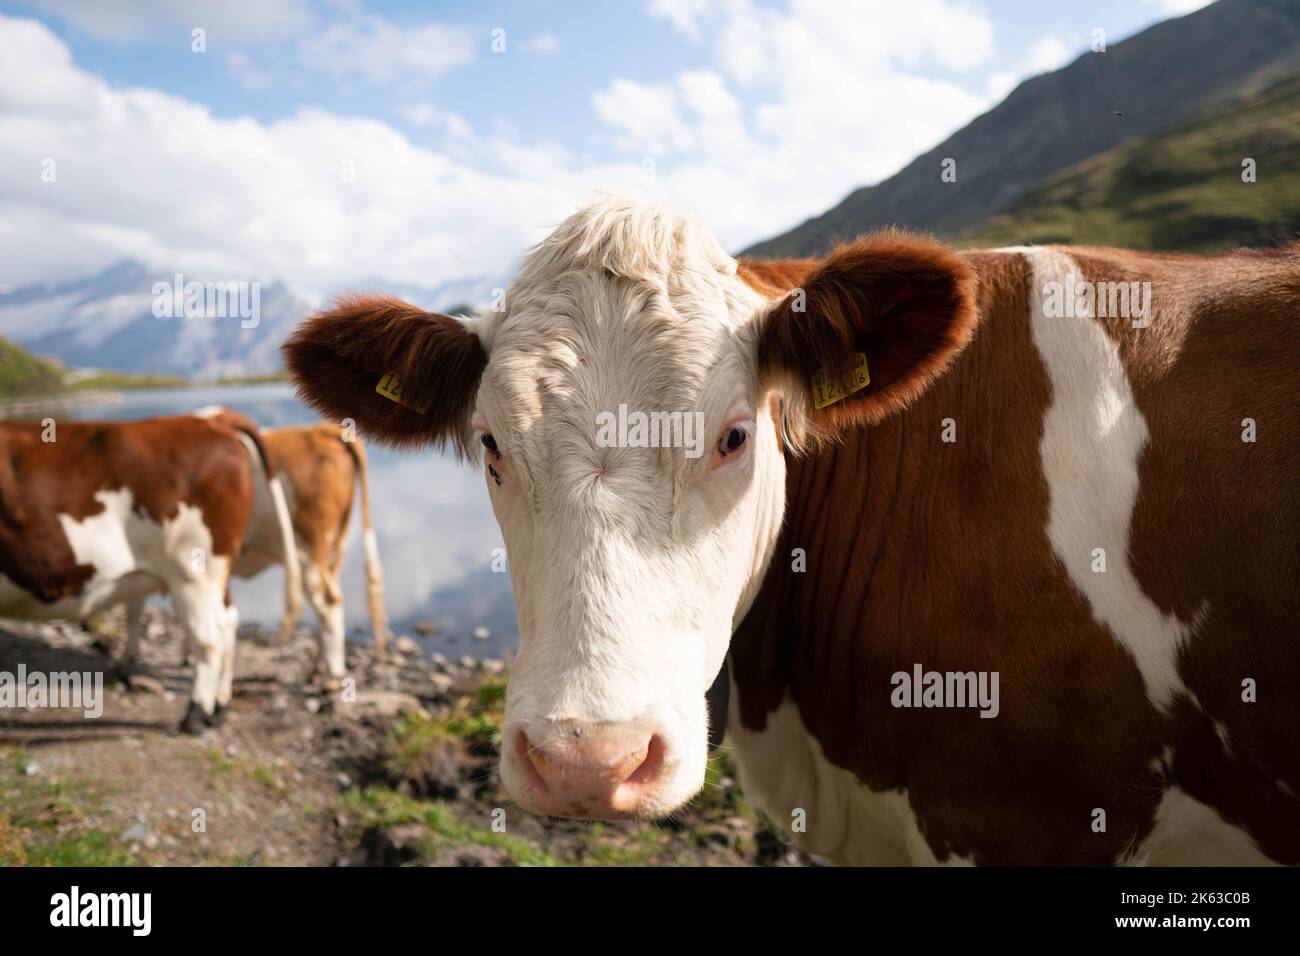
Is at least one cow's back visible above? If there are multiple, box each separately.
[0,417,256,609]
[730,245,1299,865]
[235,424,356,572]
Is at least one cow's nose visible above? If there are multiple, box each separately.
[514,726,666,819]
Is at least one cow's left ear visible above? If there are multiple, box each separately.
[758,232,978,451]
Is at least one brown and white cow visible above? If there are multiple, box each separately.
[256,423,390,667]
[120,419,391,683]
[284,196,1298,865]
[0,410,298,731]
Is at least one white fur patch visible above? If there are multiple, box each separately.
[363,528,381,572]
[727,690,967,866]
[0,485,235,712]
[1143,786,1275,866]
[1013,246,1194,710]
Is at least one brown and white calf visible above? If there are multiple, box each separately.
[0,410,298,731]
[118,420,391,685]
[285,197,1298,865]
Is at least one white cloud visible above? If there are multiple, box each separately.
[396,103,474,140]
[1147,0,1213,15]
[0,14,652,293]
[26,0,314,43]
[522,32,562,55]
[985,32,1080,102]
[592,78,697,155]
[588,0,997,249]
[1023,35,1074,74]
[647,0,715,43]
[0,0,1093,298]
[300,16,474,86]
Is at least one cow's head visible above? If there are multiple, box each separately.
[285,196,977,820]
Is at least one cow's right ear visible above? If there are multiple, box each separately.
[283,294,487,456]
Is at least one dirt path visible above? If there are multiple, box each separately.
[0,609,810,867]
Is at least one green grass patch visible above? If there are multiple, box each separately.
[385,673,508,782]
[0,338,63,399]
[205,748,287,798]
[65,371,188,391]
[0,747,141,866]
[338,786,559,866]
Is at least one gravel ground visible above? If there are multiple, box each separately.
[0,607,811,867]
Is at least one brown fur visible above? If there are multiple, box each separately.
[733,243,1299,864]
[261,424,390,654]
[0,416,255,602]
[282,295,487,457]
[751,232,980,450]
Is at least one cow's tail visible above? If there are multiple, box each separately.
[339,432,391,659]
[206,407,302,636]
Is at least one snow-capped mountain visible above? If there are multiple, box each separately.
[0,261,509,380]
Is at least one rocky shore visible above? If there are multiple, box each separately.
[0,607,811,866]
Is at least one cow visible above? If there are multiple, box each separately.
[117,419,392,684]
[283,196,1298,865]
[0,409,298,732]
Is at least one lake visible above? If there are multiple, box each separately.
[65,383,518,659]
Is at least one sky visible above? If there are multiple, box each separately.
[0,0,1212,298]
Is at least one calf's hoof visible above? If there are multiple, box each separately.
[208,702,229,727]
[180,700,216,735]
[320,674,345,694]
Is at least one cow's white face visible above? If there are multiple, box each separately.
[475,255,789,818]
[285,195,979,821]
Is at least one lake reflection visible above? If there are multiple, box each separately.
[68,384,518,658]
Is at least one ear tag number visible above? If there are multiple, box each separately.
[812,352,870,409]
[376,370,431,415]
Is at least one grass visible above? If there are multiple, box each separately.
[338,786,560,866]
[65,371,188,391]
[0,337,63,399]
[384,673,508,783]
[215,371,291,386]
[0,747,141,866]
[205,747,288,799]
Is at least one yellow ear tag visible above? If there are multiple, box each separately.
[375,371,431,415]
[812,352,870,409]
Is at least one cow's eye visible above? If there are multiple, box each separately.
[481,433,498,454]
[708,419,751,471]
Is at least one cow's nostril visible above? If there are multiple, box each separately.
[625,734,665,787]
[516,729,550,794]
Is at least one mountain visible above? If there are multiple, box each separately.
[0,261,314,381]
[956,74,1300,251]
[743,0,1300,258]
[0,259,512,381]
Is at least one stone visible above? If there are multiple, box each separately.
[345,689,428,720]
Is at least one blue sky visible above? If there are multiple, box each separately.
[0,0,1210,296]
